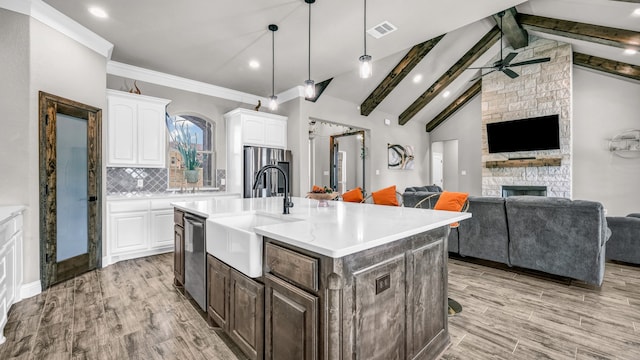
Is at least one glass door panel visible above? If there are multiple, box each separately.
[56,113,88,262]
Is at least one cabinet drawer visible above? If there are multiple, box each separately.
[174,209,184,227]
[265,243,318,292]
[108,200,149,213]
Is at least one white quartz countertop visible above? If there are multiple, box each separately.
[172,197,471,258]
[0,206,26,224]
[107,191,240,201]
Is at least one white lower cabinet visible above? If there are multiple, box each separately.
[0,208,24,345]
[109,211,149,254]
[106,194,240,265]
[150,210,175,249]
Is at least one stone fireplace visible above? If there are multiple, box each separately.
[481,37,572,198]
[502,185,547,197]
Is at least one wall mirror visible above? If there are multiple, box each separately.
[308,119,366,195]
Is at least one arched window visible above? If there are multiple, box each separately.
[167,114,216,188]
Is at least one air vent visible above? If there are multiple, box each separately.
[367,21,397,39]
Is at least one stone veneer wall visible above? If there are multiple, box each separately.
[481,37,572,198]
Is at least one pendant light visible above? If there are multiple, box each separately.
[268,24,279,111]
[359,0,372,79]
[304,0,316,99]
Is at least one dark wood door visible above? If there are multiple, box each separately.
[229,269,264,360]
[265,273,318,360]
[39,92,102,289]
[207,255,230,329]
[174,224,185,286]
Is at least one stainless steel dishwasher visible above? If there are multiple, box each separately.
[184,213,206,311]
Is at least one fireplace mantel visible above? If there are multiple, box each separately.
[484,157,562,168]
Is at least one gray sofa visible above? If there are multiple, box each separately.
[405,191,611,286]
[606,213,640,265]
[402,185,442,208]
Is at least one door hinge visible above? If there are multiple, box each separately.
[46,253,51,263]
[45,114,49,126]
[45,184,49,195]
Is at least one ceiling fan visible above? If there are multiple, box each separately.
[468,11,551,81]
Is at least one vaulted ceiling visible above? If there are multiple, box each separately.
[43,0,640,127]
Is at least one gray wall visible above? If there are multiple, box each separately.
[0,10,109,285]
[0,9,30,207]
[573,68,640,216]
[429,95,483,195]
[106,75,258,169]
[429,68,640,215]
[282,94,430,197]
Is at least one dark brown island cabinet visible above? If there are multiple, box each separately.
[173,209,185,286]
[175,210,450,360]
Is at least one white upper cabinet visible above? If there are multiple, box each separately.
[225,108,287,150]
[107,90,171,167]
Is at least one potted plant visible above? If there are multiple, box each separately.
[166,114,201,183]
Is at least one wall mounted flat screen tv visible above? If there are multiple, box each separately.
[487,114,560,153]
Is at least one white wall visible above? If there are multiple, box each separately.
[573,68,640,216]
[443,140,460,191]
[429,95,483,195]
[281,94,430,197]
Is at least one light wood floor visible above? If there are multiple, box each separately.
[1,254,639,359]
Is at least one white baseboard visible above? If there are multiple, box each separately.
[102,247,172,268]
[20,280,42,300]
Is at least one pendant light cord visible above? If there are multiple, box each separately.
[363,0,367,55]
[272,29,275,96]
[308,1,311,80]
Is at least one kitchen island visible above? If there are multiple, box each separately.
[172,196,470,360]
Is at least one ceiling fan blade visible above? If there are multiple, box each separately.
[469,69,497,82]
[467,66,499,70]
[502,68,519,79]
[509,57,551,67]
[503,52,518,65]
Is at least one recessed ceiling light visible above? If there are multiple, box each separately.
[412,74,423,83]
[249,60,260,69]
[623,48,637,55]
[633,8,640,17]
[88,6,108,18]
[442,90,451,98]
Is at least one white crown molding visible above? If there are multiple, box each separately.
[107,60,272,105]
[277,86,305,104]
[0,0,113,58]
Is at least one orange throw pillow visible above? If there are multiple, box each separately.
[342,187,364,203]
[372,185,399,206]
[434,191,469,227]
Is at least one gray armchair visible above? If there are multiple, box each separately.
[606,213,640,265]
[505,197,610,286]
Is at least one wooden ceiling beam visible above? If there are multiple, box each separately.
[573,52,640,81]
[399,26,500,125]
[425,80,481,133]
[517,13,640,50]
[359,35,445,116]
[493,8,528,50]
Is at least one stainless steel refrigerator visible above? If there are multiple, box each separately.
[243,146,292,198]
